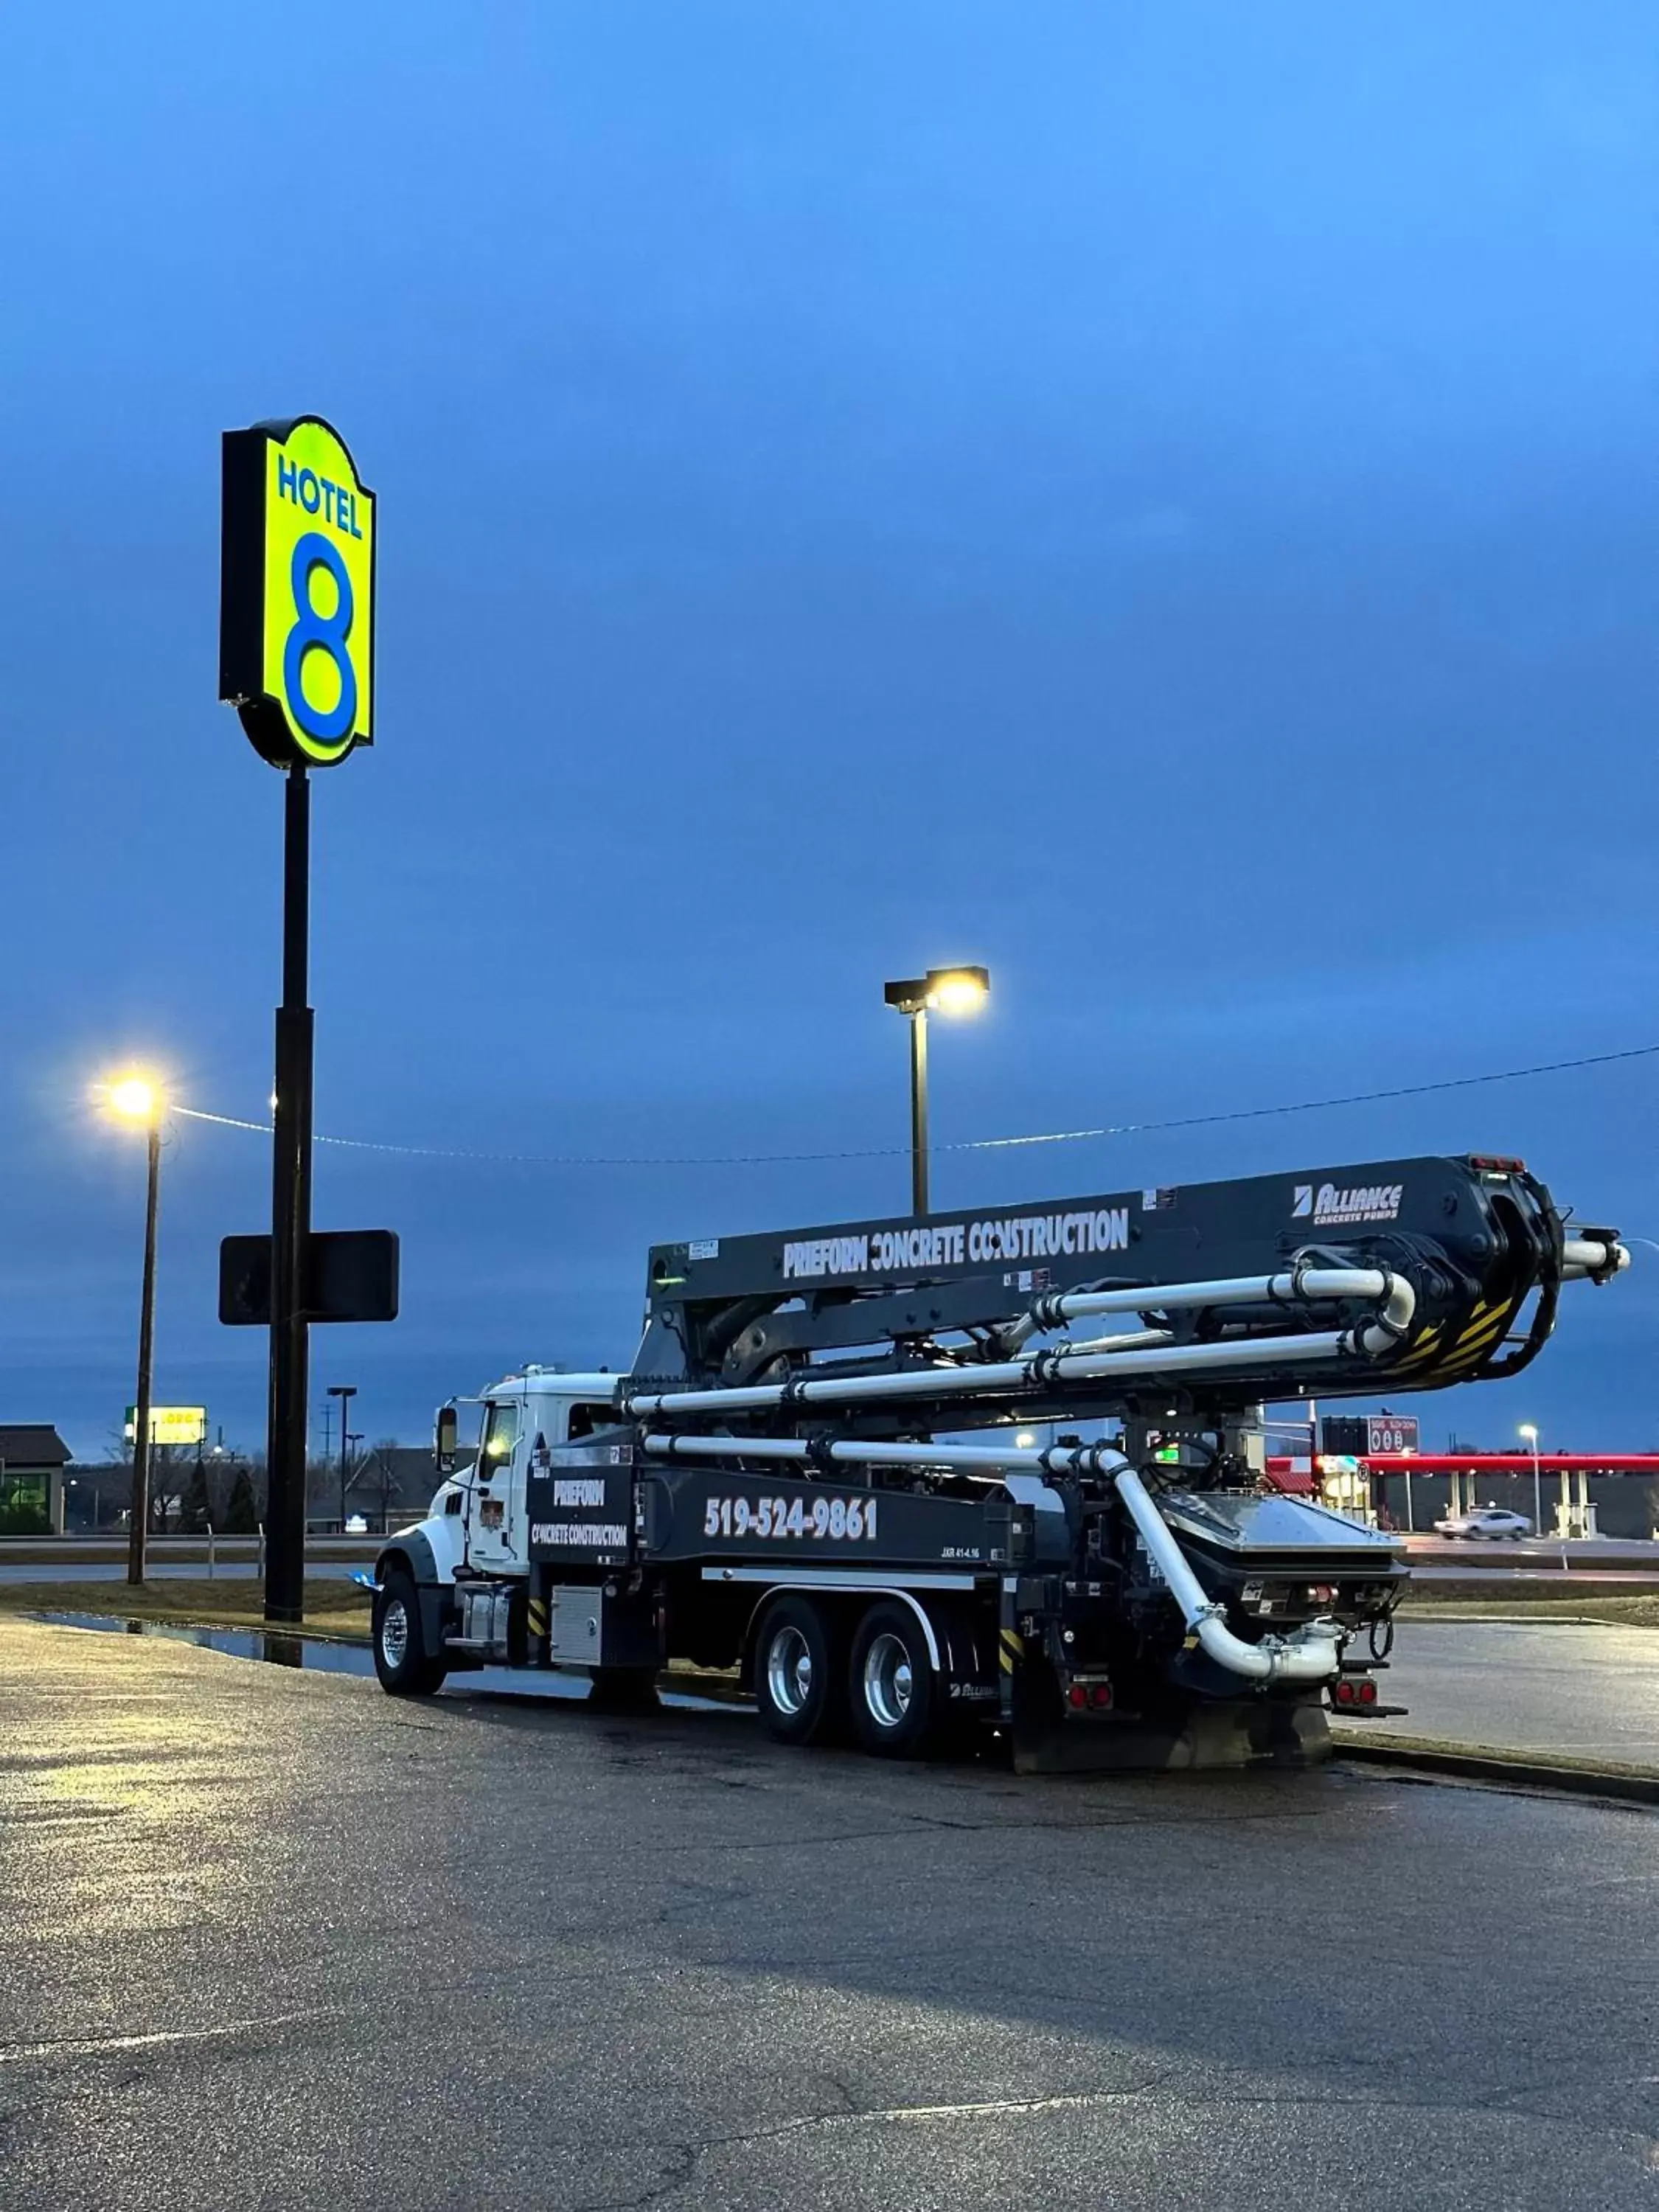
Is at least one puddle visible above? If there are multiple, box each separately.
[30,1613,375,1674]
[28,1611,737,1711]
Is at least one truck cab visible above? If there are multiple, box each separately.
[372,1367,624,1688]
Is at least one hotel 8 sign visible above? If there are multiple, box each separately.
[219,417,377,768]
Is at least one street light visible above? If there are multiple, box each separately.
[1519,1422,1542,1540]
[327,1385,358,1533]
[102,1071,164,1585]
[883,966,990,1216]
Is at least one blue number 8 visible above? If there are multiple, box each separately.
[284,532,358,745]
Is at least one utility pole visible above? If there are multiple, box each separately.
[328,1384,357,1533]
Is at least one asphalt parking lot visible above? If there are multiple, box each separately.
[3,1615,1658,2211]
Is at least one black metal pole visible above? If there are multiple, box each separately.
[126,1121,161,1585]
[909,1006,929,1217]
[265,765,313,1626]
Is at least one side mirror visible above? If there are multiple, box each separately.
[435,1405,459,1475]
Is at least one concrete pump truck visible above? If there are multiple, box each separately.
[370,1152,1628,1770]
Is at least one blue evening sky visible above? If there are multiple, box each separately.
[3,3,1655,1461]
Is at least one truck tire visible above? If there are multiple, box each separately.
[753,1596,844,1746]
[372,1570,448,1697]
[848,1600,938,1758]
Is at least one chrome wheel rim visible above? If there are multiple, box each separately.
[380,1596,410,1671]
[766,1626,813,1717]
[863,1632,913,1729]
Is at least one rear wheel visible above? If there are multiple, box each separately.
[753,1596,844,1745]
[849,1600,938,1758]
[372,1570,448,1696]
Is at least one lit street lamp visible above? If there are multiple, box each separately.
[883,966,990,1216]
[1519,1422,1542,1540]
[102,1073,164,1585]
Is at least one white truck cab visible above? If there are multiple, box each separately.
[414,1367,625,1583]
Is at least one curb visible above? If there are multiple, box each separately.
[1336,1736,1659,1806]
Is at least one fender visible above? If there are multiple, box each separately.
[375,1521,453,1654]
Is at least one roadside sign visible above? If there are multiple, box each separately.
[218,1230,400,1326]
[123,1405,206,1447]
[1367,1413,1419,1455]
[219,416,377,768]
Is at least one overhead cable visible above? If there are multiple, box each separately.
[169,1040,1659,1172]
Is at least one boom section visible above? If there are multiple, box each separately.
[630,1154,1620,1428]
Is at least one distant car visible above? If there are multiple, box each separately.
[1433,1507,1532,1541]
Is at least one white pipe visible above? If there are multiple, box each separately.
[625,1321,1356,1420]
[1562,1237,1630,1283]
[641,1433,1127,1477]
[1002,1265,1399,1350]
[1047,1327,1176,1358]
[1113,1466,1342,1686]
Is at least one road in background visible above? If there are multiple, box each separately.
[4,1615,1658,2211]
[1401,1534,1659,1568]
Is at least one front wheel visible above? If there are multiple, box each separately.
[849,1601,938,1758]
[372,1571,448,1696]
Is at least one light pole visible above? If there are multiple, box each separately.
[105,1074,164,1585]
[1519,1422,1541,1540]
[328,1385,358,1533]
[883,966,990,1216]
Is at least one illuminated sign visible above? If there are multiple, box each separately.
[124,1405,208,1447]
[219,416,377,768]
[1367,1413,1419,1455]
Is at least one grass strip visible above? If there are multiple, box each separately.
[0,1577,372,1642]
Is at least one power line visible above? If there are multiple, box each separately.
[170,1039,1659,1171]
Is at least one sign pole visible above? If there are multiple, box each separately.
[265,764,314,1624]
[220,413,383,1626]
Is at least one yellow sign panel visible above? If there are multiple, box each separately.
[220,415,377,769]
[124,1405,208,1447]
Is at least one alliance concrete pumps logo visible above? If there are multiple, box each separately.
[1291,1180,1405,1227]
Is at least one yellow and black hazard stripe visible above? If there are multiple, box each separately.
[1390,1295,1518,1387]
[998,1627,1023,1676]
[527,1594,549,1644]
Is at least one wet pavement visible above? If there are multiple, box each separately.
[1339,1617,1659,1766]
[4,1615,1659,2209]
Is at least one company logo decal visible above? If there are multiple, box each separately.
[782,1207,1131,1282]
[1293,1181,1405,1227]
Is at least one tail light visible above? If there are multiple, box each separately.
[1333,1678,1357,1706]
[1068,1684,1088,1710]
[1357,1678,1377,1706]
[1308,1585,1337,1607]
[1090,1682,1113,1710]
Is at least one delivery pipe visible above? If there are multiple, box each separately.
[1562,1237,1630,1284]
[1112,1465,1343,1686]
[642,1432,1130,1479]
[624,1322,1353,1421]
[1001,1265,1408,1352]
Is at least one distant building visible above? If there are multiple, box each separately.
[0,1426,72,1535]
